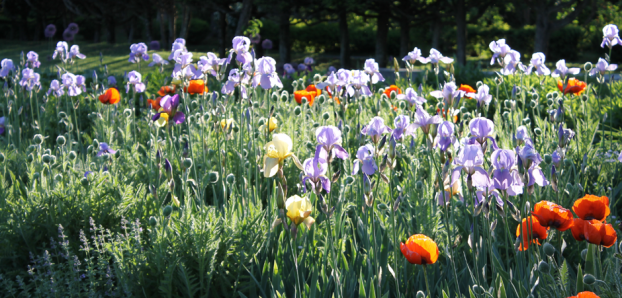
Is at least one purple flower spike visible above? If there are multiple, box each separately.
[468,117,499,151]
[62,30,74,42]
[316,126,349,161]
[397,88,426,108]
[451,144,490,189]
[490,149,523,196]
[0,116,6,135]
[362,117,390,144]
[45,24,57,38]
[391,115,416,141]
[434,121,455,152]
[150,40,161,51]
[557,124,575,148]
[517,141,548,187]
[352,144,377,176]
[164,158,172,174]
[412,106,442,135]
[67,23,79,35]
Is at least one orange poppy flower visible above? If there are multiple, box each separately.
[458,84,476,98]
[400,234,439,265]
[436,108,459,123]
[305,84,321,94]
[572,194,610,221]
[568,292,601,298]
[294,90,316,106]
[557,78,587,95]
[532,201,574,231]
[383,85,402,98]
[185,80,209,95]
[391,105,398,112]
[516,215,548,251]
[147,97,162,110]
[583,220,617,247]
[157,85,176,96]
[98,88,120,105]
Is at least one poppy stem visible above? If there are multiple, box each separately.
[423,264,431,298]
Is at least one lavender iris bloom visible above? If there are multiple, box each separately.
[0,117,5,135]
[362,117,390,143]
[108,76,117,86]
[430,82,462,108]
[62,73,82,96]
[0,59,14,78]
[316,126,349,161]
[601,24,622,49]
[282,63,295,79]
[412,106,442,134]
[221,69,248,99]
[44,24,56,38]
[466,84,492,106]
[253,57,283,90]
[434,121,455,152]
[402,47,427,65]
[490,149,523,196]
[26,51,41,68]
[69,45,86,60]
[126,71,146,93]
[551,59,580,79]
[515,126,530,144]
[425,48,453,65]
[618,151,622,163]
[129,43,150,63]
[352,144,377,176]
[76,75,86,92]
[391,115,416,141]
[168,39,187,60]
[171,50,193,76]
[154,94,185,125]
[231,36,252,64]
[346,70,372,97]
[148,53,169,67]
[489,39,511,65]
[97,143,117,157]
[558,124,575,148]
[500,50,525,75]
[468,117,499,151]
[302,148,330,193]
[364,59,385,84]
[47,80,64,97]
[451,144,489,188]
[525,52,550,76]
[19,68,41,91]
[590,58,617,76]
[316,72,340,92]
[396,87,426,107]
[304,57,314,72]
[53,42,69,60]
[552,150,562,166]
[517,141,549,187]
[198,52,227,79]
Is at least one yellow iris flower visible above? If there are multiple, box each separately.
[285,195,315,229]
[263,133,302,177]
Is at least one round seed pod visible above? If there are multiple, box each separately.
[33,134,44,145]
[226,174,236,184]
[68,151,77,161]
[149,216,157,227]
[163,205,173,217]
[583,274,596,285]
[538,261,550,274]
[294,106,302,116]
[56,136,66,146]
[80,177,89,187]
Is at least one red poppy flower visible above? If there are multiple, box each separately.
[147,97,161,110]
[532,201,574,231]
[157,85,176,97]
[392,105,398,112]
[568,291,601,298]
[400,234,439,265]
[516,215,548,251]
[458,84,476,98]
[583,220,617,247]
[294,89,317,106]
[383,85,402,98]
[185,80,209,95]
[436,108,459,123]
[98,88,120,105]
[572,194,610,221]
[557,78,587,95]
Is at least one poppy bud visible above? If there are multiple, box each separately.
[33,134,44,145]
[563,159,573,168]
[538,261,550,274]
[345,176,354,185]
[232,126,239,133]
[56,135,66,146]
[42,154,53,164]
[54,174,63,181]
[306,141,315,151]
[502,111,510,119]
[101,153,110,161]
[291,80,298,89]
[114,150,121,158]
[416,181,423,190]
[472,285,484,295]
[80,177,89,187]
[416,291,425,298]
[280,93,289,102]
[463,112,471,120]
[93,139,100,149]
[68,151,77,161]
[583,274,596,285]
[378,203,388,210]
[58,111,67,119]
[149,216,157,227]
[207,149,215,157]
[398,101,406,109]
[26,153,33,163]
[344,125,350,134]
[544,154,552,164]
[530,100,537,108]
[322,112,330,120]
[33,172,40,179]
[459,106,467,114]
[182,158,193,169]
[163,205,173,217]
[226,173,235,184]
[581,95,588,102]
[271,92,279,102]
[294,106,302,116]
[244,161,251,169]
[318,94,326,104]
[546,98,554,106]
[534,128,542,136]
[522,117,531,125]
[581,249,588,260]
[252,102,260,109]
[208,171,219,183]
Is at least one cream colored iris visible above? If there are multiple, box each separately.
[263,133,294,177]
[285,195,315,229]
[220,118,235,130]
[267,117,278,132]
[155,108,169,127]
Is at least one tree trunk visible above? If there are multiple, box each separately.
[19,13,28,41]
[159,10,168,47]
[338,10,350,69]
[168,1,177,44]
[180,4,192,41]
[235,0,253,37]
[34,16,42,41]
[143,13,153,42]
[219,11,227,58]
[431,18,441,49]
[93,25,100,43]
[127,18,135,44]
[278,2,291,65]
[399,17,410,61]
[534,9,550,54]
[455,0,467,65]
[106,15,116,44]
[375,6,389,67]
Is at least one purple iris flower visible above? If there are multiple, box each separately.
[317,72,340,92]
[618,151,622,163]
[302,148,330,193]
[551,59,580,79]
[108,76,117,86]
[391,115,416,141]
[590,58,617,76]
[84,171,93,178]
[231,36,252,64]
[412,105,442,134]
[44,24,56,38]
[490,149,523,196]
[0,59,13,78]
[500,50,526,75]
[346,70,372,97]
[129,43,150,63]
[315,126,349,161]
[424,48,453,65]
[525,52,550,76]
[153,94,185,125]
[53,42,68,61]
[467,84,492,107]
[0,117,5,135]
[62,73,82,96]
[221,69,248,99]
[468,117,499,151]
[148,53,169,68]
[304,57,314,72]
[515,126,530,145]
[69,45,86,60]
[97,143,117,157]
[283,63,295,79]
[475,190,504,207]
[552,150,562,166]
[489,39,511,65]
[76,75,86,93]
[262,39,273,50]
[164,158,172,175]
[517,141,549,187]
[66,23,79,35]
[19,68,41,91]
[26,51,41,68]
[126,70,146,93]
[168,39,187,60]
[396,87,426,108]
[352,144,377,176]
[430,82,462,108]
[198,52,227,79]
[451,144,489,189]
[364,59,384,84]
[434,121,455,152]
[47,79,64,97]
[601,24,622,49]
[558,124,575,148]
[361,117,390,144]
[253,57,283,90]
[171,51,193,77]
[402,47,427,65]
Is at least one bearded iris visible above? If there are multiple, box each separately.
[352,144,377,176]
[221,69,248,99]
[315,126,349,161]
[468,117,499,151]
[391,115,416,141]
[490,149,523,196]
[263,133,300,178]
[152,94,185,126]
[361,117,390,144]
[364,59,385,84]
[590,58,617,76]
[526,52,550,76]
[302,148,330,193]
[126,71,146,93]
[397,88,426,107]
[451,144,489,189]
[129,43,150,63]
[253,57,283,90]
[489,39,511,65]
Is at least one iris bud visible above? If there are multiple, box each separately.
[226,174,235,184]
[33,134,44,145]
[163,205,173,217]
[583,274,596,285]
[538,261,550,274]
[322,112,330,120]
[378,203,388,210]
[294,106,301,116]
[80,177,89,187]
[68,151,77,161]
[56,136,66,146]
